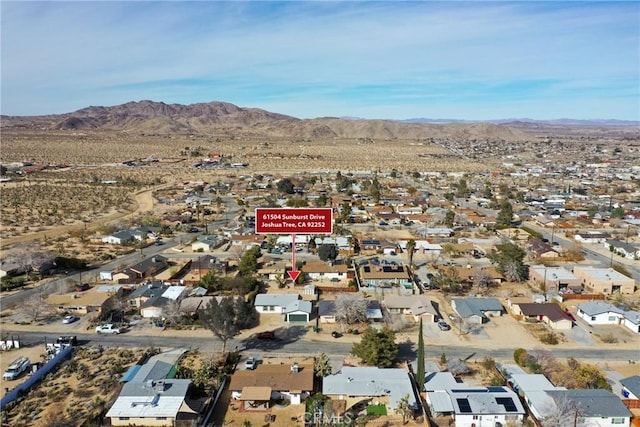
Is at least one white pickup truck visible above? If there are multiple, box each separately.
[95,324,121,334]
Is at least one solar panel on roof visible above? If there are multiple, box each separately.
[457,398,472,413]
[496,397,518,412]
[487,386,506,392]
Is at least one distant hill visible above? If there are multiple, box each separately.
[1,100,537,141]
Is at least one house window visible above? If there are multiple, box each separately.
[473,415,479,420]
[608,316,618,322]
[156,417,167,420]
[591,316,596,321]
[118,417,130,421]
[612,417,626,424]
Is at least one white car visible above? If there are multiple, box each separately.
[244,356,258,370]
[62,315,79,324]
[95,324,121,334]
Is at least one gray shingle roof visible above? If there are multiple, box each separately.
[620,375,640,397]
[547,389,632,418]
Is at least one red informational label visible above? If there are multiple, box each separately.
[255,208,333,234]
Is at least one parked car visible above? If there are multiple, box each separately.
[95,324,121,334]
[331,331,342,338]
[244,356,258,370]
[256,330,275,340]
[62,315,79,324]
[3,356,31,380]
[56,336,78,346]
[437,321,451,331]
[271,249,282,255]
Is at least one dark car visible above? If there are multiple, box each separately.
[56,336,78,346]
[256,330,275,340]
[437,321,451,331]
[331,331,342,338]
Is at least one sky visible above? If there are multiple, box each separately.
[1,1,639,120]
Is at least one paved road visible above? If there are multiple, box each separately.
[5,329,639,364]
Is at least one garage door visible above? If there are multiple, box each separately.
[288,314,308,322]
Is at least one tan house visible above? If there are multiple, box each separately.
[509,301,573,330]
[48,285,123,315]
[229,363,314,407]
[529,266,581,293]
[359,264,412,290]
[382,296,437,322]
[573,266,635,295]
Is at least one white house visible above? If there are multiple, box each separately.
[576,301,640,334]
[102,230,136,245]
[621,375,640,400]
[447,387,526,427]
[191,235,221,252]
[545,389,632,427]
[323,367,417,415]
[254,293,301,314]
[282,299,312,322]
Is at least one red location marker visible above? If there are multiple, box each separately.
[287,270,300,281]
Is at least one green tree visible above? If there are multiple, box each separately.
[396,394,412,424]
[610,206,625,219]
[351,327,398,368]
[237,246,261,276]
[339,202,352,222]
[199,297,258,353]
[496,200,513,228]
[314,352,332,378]
[277,178,295,194]
[416,318,425,392]
[286,197,309,207]
[199,270,219,292]
[318,244,338,262]
[444,210,455,228]
[488,242,528,282]
[314,194,328,207]
[455,179,470,198]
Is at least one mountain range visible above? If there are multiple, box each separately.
[1,100,637,141]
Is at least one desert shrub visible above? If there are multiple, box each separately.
[598,333,618,344]
[539,332,559,345]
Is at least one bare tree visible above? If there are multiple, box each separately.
[447,359,470,376]
[540,394,577,427]
[334,295,368,326]
[473,269,492,289]
[21,290,51,322]
[161,298,183,326]
[4,242,54,280]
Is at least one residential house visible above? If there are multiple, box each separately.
[322,367,417,415]
[106,349,206,427]
[358,263,413,290]
[47,285,123,315]
[506,373,564,422]
[620,375,640,400]
[229,234,266,251]
[573,266,635,295]
[509,302,573,330]
[179,296,218,316]
[192,255,228,275]
[451,298,503,324]
[398,240,442,256]
[317,299,383,324]
[112,255,169,284]
[102,230,136,245]
[229,363,314,407]
[191,235,222,252]
[529,266,581,294]
[302,260,350,283]
[446,387,525,427]
[127,283,169,310]
[574,231,612,244]
[382,295,437,323]
[605,240,640,260]
[424,372,525,427]
[545,389,632,427]
[0,262,24,278]
[527,239,559,259]
[576,301,640,334]
[139,286,186,318]
[438,265,505,287]
[253,293,312,322]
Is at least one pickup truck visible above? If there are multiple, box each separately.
[3,356,31,380]
[95,324,121,334]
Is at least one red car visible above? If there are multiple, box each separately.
[256,330,275,340]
